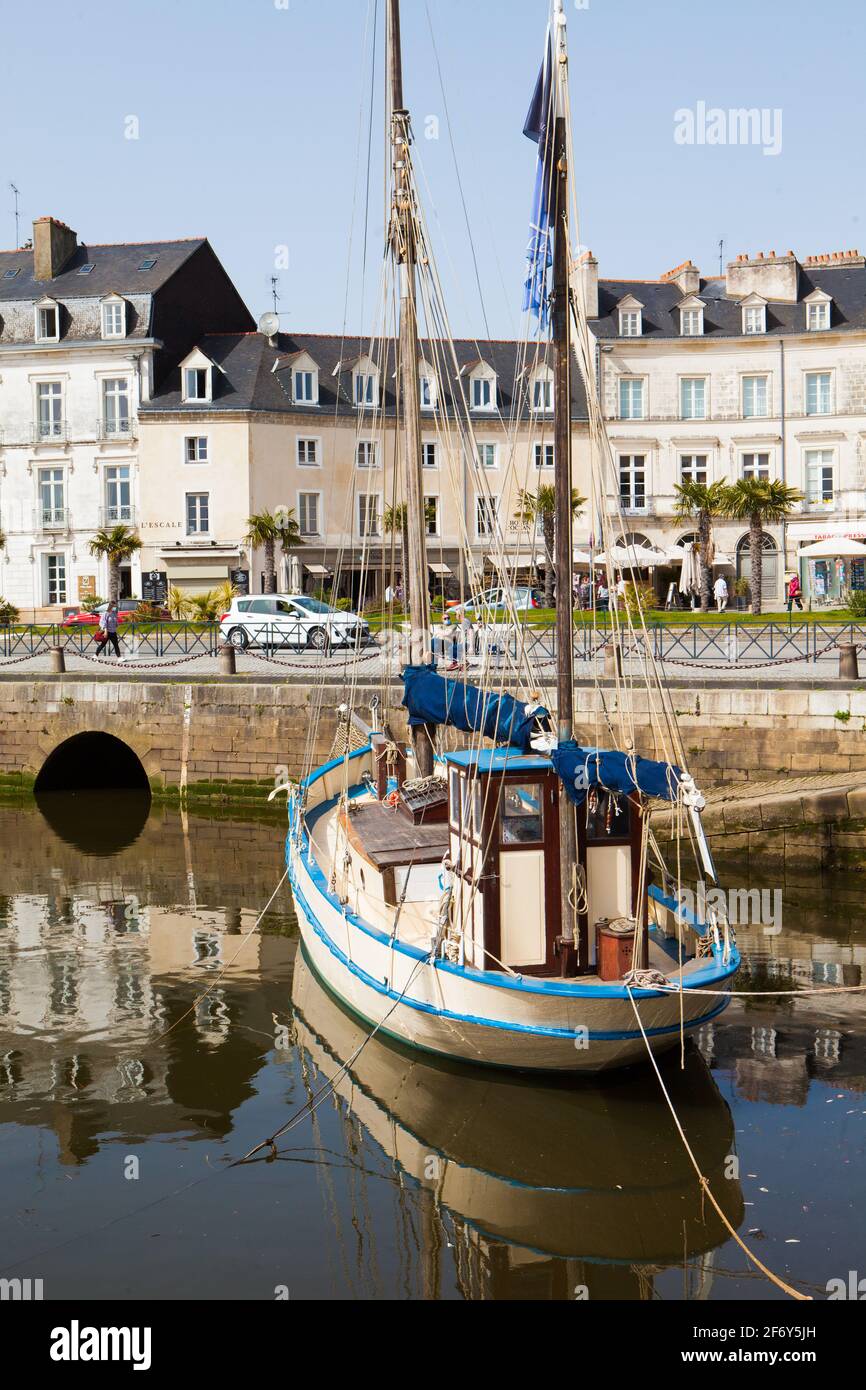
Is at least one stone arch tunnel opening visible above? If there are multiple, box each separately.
[34,733,151,794]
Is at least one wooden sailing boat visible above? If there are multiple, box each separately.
[285,0,739,1072]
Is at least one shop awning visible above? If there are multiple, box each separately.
[304,564,331,576]
[429,562,451,575]
[165,564,230,581]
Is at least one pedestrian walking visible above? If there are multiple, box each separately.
[713,574,729,613]
[787,572,804,613]
[95,601,121,657]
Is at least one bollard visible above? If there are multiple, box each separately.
[217,643,237,675]
[603,640,623,679]
[48,645,66,674]
[839,642,859,680]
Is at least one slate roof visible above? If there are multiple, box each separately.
[592,265,866,339]
[0,238,207,302]
[140,331,589,420]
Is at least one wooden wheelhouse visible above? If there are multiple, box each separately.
[445,749,647,978]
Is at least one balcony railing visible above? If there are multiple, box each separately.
[32,420,68,445]
[96,416,137,441]
[33,506,70,533]
[99,505,136,527]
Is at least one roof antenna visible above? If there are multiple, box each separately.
[270,275,280,315]
[9,182,20,248]
[718,237,725,277]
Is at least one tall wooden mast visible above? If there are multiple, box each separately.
[551,13,582,976]
[387,0,434,777]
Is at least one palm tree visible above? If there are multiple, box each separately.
[167,585,190,620]
[383,500,437,607]
[514,485,586,606]
[724,479,802,615]
[87,525,143,603]
[243,511,282,594]
[673,479,730,612]
[274,505,304,589]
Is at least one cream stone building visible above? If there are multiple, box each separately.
[585,247,866,605]
[137,330,591,602]
[0,216,253,619]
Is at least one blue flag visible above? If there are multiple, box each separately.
[522,29,556,330]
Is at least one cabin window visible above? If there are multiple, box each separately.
[585,790,631,843]
[500,783,543,844]
[449,769,463,829]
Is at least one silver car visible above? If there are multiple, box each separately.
[218,594,370,652]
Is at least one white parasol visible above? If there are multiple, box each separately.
[594,543,668,569]
[797,537,866,559]
[678,541,701,596]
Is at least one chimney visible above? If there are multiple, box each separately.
[32,217,79,281]
[660,258,701,295]
[575,249,598,318]
[725,249,800,303]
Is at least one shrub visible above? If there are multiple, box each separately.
[845,588,866,619]
[81,594,105,613]
[0,599,19,625]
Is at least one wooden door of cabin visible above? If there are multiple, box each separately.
[481,771,561,975]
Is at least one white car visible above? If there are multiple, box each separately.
[446,586,541,618]
[218,594,370,652]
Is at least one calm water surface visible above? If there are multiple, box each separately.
[0,793,864,1301]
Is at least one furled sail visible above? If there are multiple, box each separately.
[551,741,683,805]
[402,666,549,754]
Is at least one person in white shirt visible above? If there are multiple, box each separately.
[713,574,729,613]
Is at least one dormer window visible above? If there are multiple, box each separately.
[101,296,127,339]
[35,300,60,342]
[532,372,553,411]
[419,366,438,409]
[617,295,644,338]
[805,292,831,331]
[353,357,379,408]
[294,369,317,404]
[679,297,705,337]
[183,367,211,402]
[742,298,767,335]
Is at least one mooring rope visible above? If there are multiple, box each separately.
[625,984,810,1302]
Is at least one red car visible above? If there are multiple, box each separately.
[62,600,169,627]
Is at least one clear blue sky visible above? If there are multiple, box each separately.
[2,0,864,337]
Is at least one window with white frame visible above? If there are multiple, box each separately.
[102,378,130,435]
[293,369,318,405]
[742,374,769,417]
[680,377,707,419]
[475,495,498,538]
[105,464,132,523]
[297,437,319,466]
[44,553,66,605]
[36,381,63,438]
[420,373,437,409]
[356,439,378,469]
[477,442,497,469]
[101,300,126,338]
[35,302,59,342]
[358,493,380,537]
[38,467,65,525]
[619,377,645,419]
[183,367,210,402]
[741,451,770,480]
[680,307,703,336]
[805,371,832,416]
[471,375,495,410]
[354,371,377,407]
[619,455,646,511]
[807,301,830,331]
[424,495,439,536]
[805,449,834,508]
[619,309,641,337]
[743,304,766,335]
[185,436,208,464]
[534,441,554,468]
[679,454,708,486]
[422,441,437,469]
[186,492,209,534]
[298,492,321,535]
[532,376,553,411]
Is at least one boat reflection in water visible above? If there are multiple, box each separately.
[292,951,745,1299]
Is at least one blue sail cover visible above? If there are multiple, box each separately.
[552,741,683,805]
[402,665,548,754]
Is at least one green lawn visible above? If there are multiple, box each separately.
[365,606,859,631]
